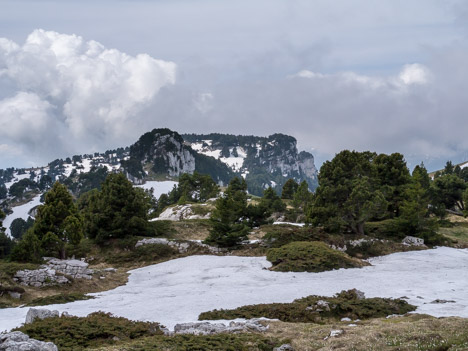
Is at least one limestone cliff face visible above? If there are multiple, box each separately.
[183,132,318,195]
[122,129,233,184]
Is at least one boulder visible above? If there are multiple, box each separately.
[25,308,59,324]
[0,331,58,351]
[402,236,425,246]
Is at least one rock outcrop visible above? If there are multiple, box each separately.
[25,308,60,324]
[135,238,225,254]
[155,204,211,221]
[0,331,58,351]
[173,320,268,335]
[14,259,94,287]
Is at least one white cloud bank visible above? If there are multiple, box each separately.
[0,30,176,166]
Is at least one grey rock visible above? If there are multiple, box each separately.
[324,329,344,340]
[25,308,59,324]
[402,236,425,246]
[174,319,268,335]
[429,299,456,304]
[274,344,295,351]
[0,331,58,351]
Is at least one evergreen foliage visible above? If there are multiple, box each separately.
[9,178,39,198]
[0,210,13,259]
[205,177,249,247]
[281,178,299,199]
[309,151,397,234]
[82,173,152,244]
[9,217,34,240]
[154,172,219,215]
[29,182,83,259]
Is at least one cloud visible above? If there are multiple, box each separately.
[0,29,176,166]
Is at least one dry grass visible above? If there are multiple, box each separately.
[169,219,211,240]
[265,315,468,351]
[439,217,468,248]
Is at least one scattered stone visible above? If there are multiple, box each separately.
[14,259,94,287]
[173,319,268,335]
[7,291,22,299]
[103,268,117,273]
[348,324,358,327]
[402,236,425,246]
[0,331,58,351]
[135,238,191,253]
[135,238,225,254]
[429,299,456,304]
[341,317,352,322]
[273,344,295,351]
[25,308,59,324]
[386,314,403,319]
[324,329,344,340]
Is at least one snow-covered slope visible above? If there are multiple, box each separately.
[0,247,466,332]
[2,195,42,237]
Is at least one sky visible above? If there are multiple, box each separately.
[1,0,468,170]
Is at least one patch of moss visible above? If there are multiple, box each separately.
[26,292,94,306]
[16,312,163,351]
[199,289,416,323]
[266,241,363,272]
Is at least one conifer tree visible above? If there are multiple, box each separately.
[205,177,249,247]
[281,179,299,199]
[32,182,83,258]
[82,173,151,243]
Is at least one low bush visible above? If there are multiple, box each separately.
[199,289,416,323]
[16,312,163,350]
[118,334,283,351]
[364,219,405,239]
[105,243,177,264]
[0,261,39,283]
[261,225,338,248]
[266,241,363,272]
[26,292,94,306]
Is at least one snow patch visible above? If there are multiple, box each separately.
[3,195,42,237]
[135,181,177,199]
[0,247,466,332]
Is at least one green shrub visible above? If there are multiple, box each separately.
[261,225,347,251]
[266,241,363,272]
[105,243,177,264]
[16,312,163,350]
[27,293,93,306]
[199,289,416,323]
[364,219,405,239]
[0,261,40,282]
[148,220,174,236]
[122,334,282,351]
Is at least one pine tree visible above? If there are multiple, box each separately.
[82,173,151,244]
[281,179,299,199]
[32,182,83,258]
[205,177,249,247]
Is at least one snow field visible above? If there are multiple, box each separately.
[0,247,466,332]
